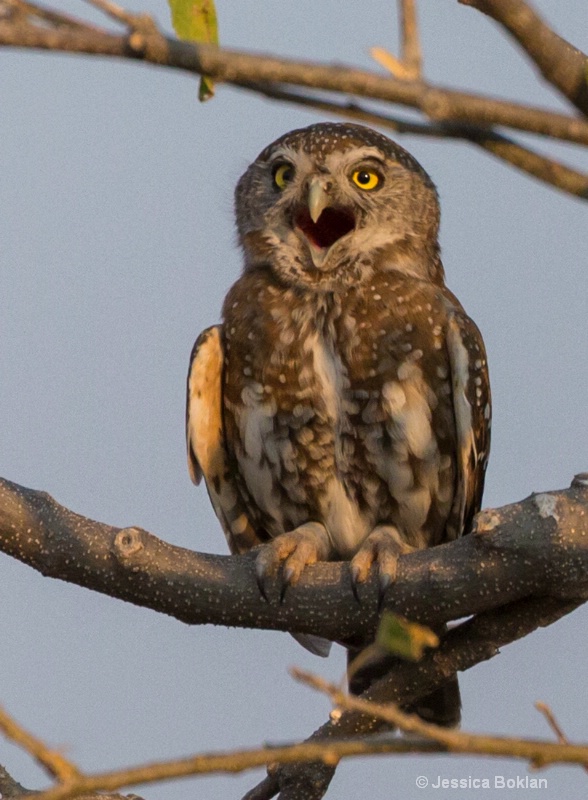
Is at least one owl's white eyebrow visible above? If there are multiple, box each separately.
[326,149,386,170]
[349,155,386,168]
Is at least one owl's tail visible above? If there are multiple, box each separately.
[347,631,461,728]
[402,675,461,728]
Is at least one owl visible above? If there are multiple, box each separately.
[186,122,490,726]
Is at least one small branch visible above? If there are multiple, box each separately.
[536,702,570,745]
[0,15,587,148]
[536,702,588,773]
[82,0,138,27]
[371,0,422,81]
[239,82,588,198]
[247,595,584,798]
[399,0,422,79]
[81,0,157,37]
[2,662,588,800]
[3,0,102,31]
[0,705,81,782]
[8,735,445,800]
[0,764,33,799]
[461,0,588,116]
[293,668,588,767]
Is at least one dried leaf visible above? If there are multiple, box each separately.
[375,611,439,661]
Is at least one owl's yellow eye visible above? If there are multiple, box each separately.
[351,169,380,191]
[273,163,295,190]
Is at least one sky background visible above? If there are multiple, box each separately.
[1,1,587,798]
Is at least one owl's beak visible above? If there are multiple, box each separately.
[308,178,330,224]
[295,177,355,269]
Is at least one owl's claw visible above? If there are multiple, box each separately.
[350,525,416,607]
[254,522,332,603]
[350,564,363,603]
[255,564,271,604]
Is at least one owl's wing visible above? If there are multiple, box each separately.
[186,326,261,554]
[446,311,491,537]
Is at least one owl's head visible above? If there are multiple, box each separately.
[235,122,443,291]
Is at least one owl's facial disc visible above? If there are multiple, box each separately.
[293,180,355,268]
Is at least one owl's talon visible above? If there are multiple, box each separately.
[378,573,392,611]
[350,567,362,603]
[350,525,415,605]
[254,522,332,603]
[283,565,295,586]
[279,579,291,604]
[255,564,271,603]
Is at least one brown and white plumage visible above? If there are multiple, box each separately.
[186,122,491,721]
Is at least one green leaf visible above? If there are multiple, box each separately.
[375,611,439,661]
[168,0,218,102]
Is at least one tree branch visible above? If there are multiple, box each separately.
[5,471,586,799]
[461,0,588,116]
[1,475,588,644]
[0,593,587,800]
[238,83,588,198]
[244,594,585,799]
[0,706,81,783]
[0,8,587,148]
[0,1,587,200]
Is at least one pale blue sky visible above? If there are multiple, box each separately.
[1,2,587,798]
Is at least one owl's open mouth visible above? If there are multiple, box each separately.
[294,207,355,253]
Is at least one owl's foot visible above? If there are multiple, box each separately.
[255,522,332,603]
[350,525,416,606]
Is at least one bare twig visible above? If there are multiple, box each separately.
[293,669,588,767]
[246,596,584,798]
[81,0,156,35]
[399,0,422,78]
[11,735,445,800]
[0,705,81,782]
[2,0,101,31]
[238,82,588,198]
[460,0,588,116]
[0,14,586,149]
[371,0,422,81]
[2,671,588,800]
[536,702,569,744]
[536,702,588,773]
[82,0,136,27]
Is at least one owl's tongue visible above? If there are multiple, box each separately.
[295,207,355,251]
